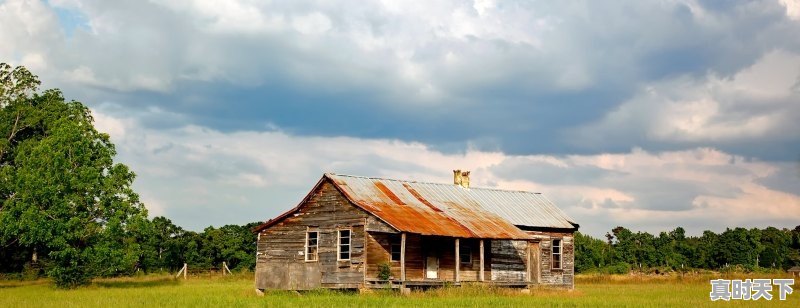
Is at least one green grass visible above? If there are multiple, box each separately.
[0,273,797,307]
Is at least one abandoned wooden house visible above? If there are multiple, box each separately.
[253,172,579,291]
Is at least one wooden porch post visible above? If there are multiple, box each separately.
[455,238,460,282]
[525,243,531,283]
[479,239,485,282]
[401,232,406,281]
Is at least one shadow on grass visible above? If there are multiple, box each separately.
[93,277,179,289]
[0,279,49,289]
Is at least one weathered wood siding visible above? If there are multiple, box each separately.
[489,240,528,282]
[527,230,575,288]
[255,180,395,290]
[455,238,484,281]
[365,232,424,280]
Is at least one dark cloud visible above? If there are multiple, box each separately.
[756,161,800,195]
[7,0,796,161]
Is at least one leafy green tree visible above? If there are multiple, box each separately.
[148,216,186,271]
[609,226,634,265]
[714,228,763,268]
[0,63,147,288]
[758,227,790,269]
[790,225,800,267]
[574,232,610,272]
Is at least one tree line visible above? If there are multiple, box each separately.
[0,63,262,287]
[0,216,260,278]
[575,226,800,274]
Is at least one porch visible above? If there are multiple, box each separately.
[364,232,539,288]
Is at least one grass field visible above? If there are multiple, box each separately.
[1,274,797,307]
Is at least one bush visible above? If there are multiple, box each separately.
[377,263,391,280]
[600,262,631,274]
[49,248,92,288]
[21,263,41,281]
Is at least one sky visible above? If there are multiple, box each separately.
[2,0,799,237]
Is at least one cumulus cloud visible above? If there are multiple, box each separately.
[3,0,799,158]
[4,0,800,234]
[93,108,800,236]
[571,49,800,159]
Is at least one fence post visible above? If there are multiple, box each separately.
[223,262,232,275]
[174,264,184,279]
[184,263,187,280]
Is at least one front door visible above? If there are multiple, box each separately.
[426,255,439,279]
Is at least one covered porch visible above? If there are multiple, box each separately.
[365,232,539,288]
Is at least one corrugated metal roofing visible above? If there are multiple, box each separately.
[327,173,576,239]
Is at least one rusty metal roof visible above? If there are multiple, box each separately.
[327,174,576,239]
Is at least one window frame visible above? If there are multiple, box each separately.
[305,229,319,262]
[337,229,352,261]
[551,239,562,270]
[390,235,401,262]
[459,243,472,265]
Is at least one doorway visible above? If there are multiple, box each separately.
[426,255,439,279]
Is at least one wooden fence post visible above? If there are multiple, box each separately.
[222,262,232,275]
[175,263,188,280]
[184,263,187,280]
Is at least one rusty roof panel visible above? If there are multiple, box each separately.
[325,174,575,239]
[326,174,575,230]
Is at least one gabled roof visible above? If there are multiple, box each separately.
[254,173,578,239]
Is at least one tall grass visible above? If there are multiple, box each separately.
[0,273,797,307]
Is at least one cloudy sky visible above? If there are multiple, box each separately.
[2,0,800,237]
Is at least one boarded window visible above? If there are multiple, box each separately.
[338,229,351,260]
[390,236,401,261]
[552,239,562,269]
[459,244,471,264]
[305,231,319,262]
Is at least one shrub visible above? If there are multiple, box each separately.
[377,263,391,280]
[21,263,41,281]
[601,262,631,274]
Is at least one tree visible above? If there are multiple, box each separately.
[0,63,147,288]
[758,227,790,269]
[574,232,610,272]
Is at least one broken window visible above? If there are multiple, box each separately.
[305,230,319,262]
[552,239,562,269]
[338,229,351,260]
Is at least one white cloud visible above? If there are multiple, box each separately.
[5,0,800,235]
[780,0,800,20]
[0,0,63,65]
[93,108,800,236]
[292,12,332,35]
[572,49,800,146]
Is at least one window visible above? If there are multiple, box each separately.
[459,244,471,264]
[305,231,319,262]
[390,236,401,262]
[552,239,562,269]
[338,229,351,260]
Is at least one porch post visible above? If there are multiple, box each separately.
[525,242,531,283]
[455,238,460,282]
[401,232,406,281]
[479,239,485,282]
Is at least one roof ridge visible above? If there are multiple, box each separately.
[325,172,542,194]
